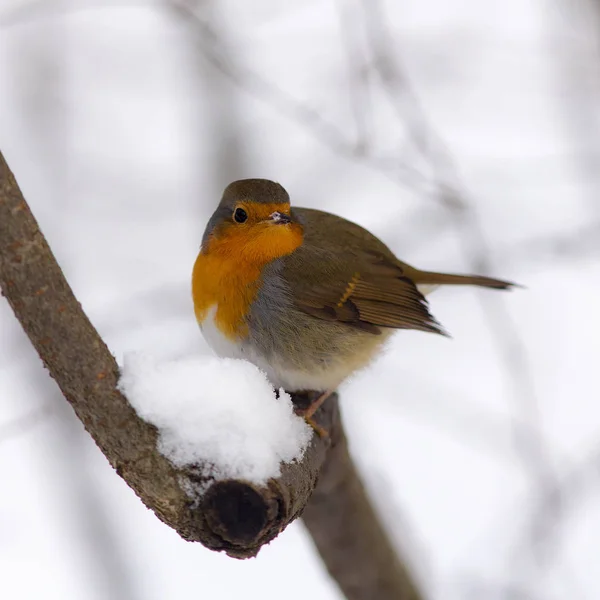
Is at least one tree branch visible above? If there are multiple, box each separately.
[0,150,333,559]
[303,420,425,600]
[0,150,425,598]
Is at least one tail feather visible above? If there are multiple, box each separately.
[409,270,517,290]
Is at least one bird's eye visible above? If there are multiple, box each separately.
[233,207,248,223]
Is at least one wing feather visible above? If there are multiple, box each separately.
[280,207,447,336]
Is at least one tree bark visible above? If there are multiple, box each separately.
[0,150,425,598]
[0,150,331,558]
[303,421,425,600]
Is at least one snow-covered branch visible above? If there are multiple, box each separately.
[0,150,333,558]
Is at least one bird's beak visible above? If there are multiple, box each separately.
[269,211,291,225]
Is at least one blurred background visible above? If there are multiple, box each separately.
[1,0,599,598]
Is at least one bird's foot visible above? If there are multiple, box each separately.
[293,389,334,439]
[304,416,329,439]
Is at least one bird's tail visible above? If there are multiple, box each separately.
[409,269,517,290]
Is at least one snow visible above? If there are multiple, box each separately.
[118,352,311,487]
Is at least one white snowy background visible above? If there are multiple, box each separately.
[1,0,599,599]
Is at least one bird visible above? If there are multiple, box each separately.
[192,178,515,431]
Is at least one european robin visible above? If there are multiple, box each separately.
[192,179,515,430]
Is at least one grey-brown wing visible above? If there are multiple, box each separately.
[281,235,445,336]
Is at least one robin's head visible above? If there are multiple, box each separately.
[201,179,304,262]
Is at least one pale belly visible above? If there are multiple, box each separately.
[199,305,365,391]
[199,283,437,392]
[199,306,247,362]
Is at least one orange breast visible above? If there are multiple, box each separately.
[192,218,303,340]
[192,253,262,339]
